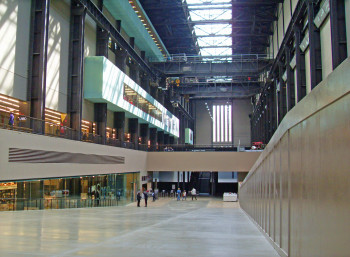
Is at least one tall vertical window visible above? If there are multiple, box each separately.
[213,104,232,143]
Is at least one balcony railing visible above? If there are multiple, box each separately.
[0,111,247,152]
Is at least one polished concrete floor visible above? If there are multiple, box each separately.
[0,197,279,257]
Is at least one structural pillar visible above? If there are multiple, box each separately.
[140,124,149,149]
[150,128,158,151]
[294,25,307,102]
[285,46,295,112]
[307,0,322,89]
[94,103,107,144]
[68,1,86,139]
[115,49,128,73]
[330,0,348,69]
[278,63,286,124]
[28,0,50,133]
[114,112,125,142]
[129,118,139,150]
[164,134,170,145]
[157,131,164,150]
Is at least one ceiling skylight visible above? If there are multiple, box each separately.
[186,0,232,57]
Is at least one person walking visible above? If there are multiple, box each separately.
[137,190,141,207]
[176,188,181,201]
[191,188,197,200]
[182,190,187,201]
[8,112,14,129]
[143,190,148,207]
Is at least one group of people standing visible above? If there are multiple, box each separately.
[137,189,156,207]
[176,188,197,201]
[136,189,147,207]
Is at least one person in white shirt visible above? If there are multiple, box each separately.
[191,188,197,200]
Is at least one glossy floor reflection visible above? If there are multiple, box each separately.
[0,197,279,257]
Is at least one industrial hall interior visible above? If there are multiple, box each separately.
[0,0,349,256]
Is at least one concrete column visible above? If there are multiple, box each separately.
[140,124,149,149]
[150,128,158,151]
[94,103,107,144]
[115,49,128,73]
[130,62,141,85]
[129,118,139,150]
[157,131,164,150]
[114,112,125,141]
[164,134,170,145]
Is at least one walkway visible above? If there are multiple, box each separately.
[0,198,279,257]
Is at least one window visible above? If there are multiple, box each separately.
[213,104,232,143]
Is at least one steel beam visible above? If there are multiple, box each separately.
[330,0,348,69]
[28,0,50,132]
[294,25,307,103]
[285,47,295,111]
[151,61,268,77]
[278,63,286,124]
[307,1,322,89]
[94,103,107,144]
[68,1,86,138]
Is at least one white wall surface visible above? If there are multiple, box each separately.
[194,100,212,145]
[320,16,333,79]
[82,99,94,121]
[107,110,114,128]
[291,0,299,13]
[46,0,70,113]
[273,22,278,58]
[305,47,312,94]
[283,0,291,34]
[278,4,284,47]
[0,128,148,181]
[84,15,96,57]
[232,99,252,147]
[0,0,30,100]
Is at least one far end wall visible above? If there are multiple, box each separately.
[194,99,252,147]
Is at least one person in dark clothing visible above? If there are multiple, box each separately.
[143,190,148,207]
[137,190,141,207]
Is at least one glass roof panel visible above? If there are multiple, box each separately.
[186,0,232,58]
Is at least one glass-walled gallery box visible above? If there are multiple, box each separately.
[0,172,139,212]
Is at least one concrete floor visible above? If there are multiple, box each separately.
[0,197,279,257]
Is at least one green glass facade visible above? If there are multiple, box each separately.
[0,172,139,211]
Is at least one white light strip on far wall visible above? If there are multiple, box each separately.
[213,105,216,143]
[228,105,232,142]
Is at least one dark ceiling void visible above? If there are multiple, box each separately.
[139,0,199,55]
[140,0,281,98]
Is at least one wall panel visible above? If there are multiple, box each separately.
[46,0,70,113]
[273,22,278,58]
[278,4,284,47]
[280,134,289,254]
[305,48,311,94]
[291,0,299,13]
[283,0,291,34]
[84,16,96,57]
[0,0,30,100]
[320,16,333,79]
[240,57,350,257]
